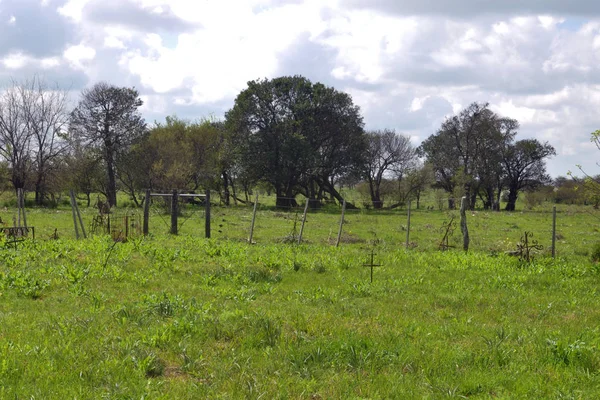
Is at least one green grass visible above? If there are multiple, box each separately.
[0,200,600,398]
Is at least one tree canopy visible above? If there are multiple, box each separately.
[225,76,366,208]
[419,102,554,211]
[69,82,146,207]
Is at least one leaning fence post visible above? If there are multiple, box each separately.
[335,200,347,247]
[75,197,87,239]
[205,189,211,239]
[170,189,178,235]
[248,193,259,243]
[460,196,469,252]
[298,199,309,245]
[69,190,80,239]
[552,205,557,258]
[405,200,412,249]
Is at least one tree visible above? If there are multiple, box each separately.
[65,140,106,207]
[70,82,146,207]
[396,162,435,209]
[363,129,415,208]
[226,76,365,208]
[19,77,70,205]
[571,130,600,207]
[419,102,517,209]
[475,117,518,210]
[138,116,222,193]
[501,139,556,211]
[0,80,33,193]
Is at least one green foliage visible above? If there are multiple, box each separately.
[225,76,366,207]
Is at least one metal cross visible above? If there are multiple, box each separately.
[363,248,382,283]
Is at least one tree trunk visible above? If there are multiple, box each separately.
[35,178,44,206]
[222,170,230,206]
[319,179,358,209]
[106,152,117,208]
[470,192,477,210]
[505,187,518,211]
[448,198,456,210]
[369,179,383,209]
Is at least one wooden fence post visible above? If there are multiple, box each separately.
[75,199,87,239]
[248,193,259,243]
[143,189,151,236]
[552,205,557,258]
[205,189,211,239]
[170,190,178,235]
[405,200,411,249]
[335,200,347,247]
[460,196,469,252]
[19,188,27,228]
[298,199,309,245]
[69,190,80,239]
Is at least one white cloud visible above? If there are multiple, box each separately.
[58,0,91,21]
[2,53,29,69]
[63,43,96,69]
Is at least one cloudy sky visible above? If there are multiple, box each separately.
[2,0,600,177]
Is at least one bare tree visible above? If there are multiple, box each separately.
[70,82,146,207]
[19,77,70,205]
[0,80,33,193]
[363,129,415,209]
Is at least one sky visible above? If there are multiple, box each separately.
[1,0,600,178]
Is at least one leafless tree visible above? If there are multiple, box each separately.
[0,80,32,194]
[19,77,70,205]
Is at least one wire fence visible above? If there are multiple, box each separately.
[200,194,600,258]
[3,191,599,259]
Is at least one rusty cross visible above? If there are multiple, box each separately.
[363,248,382,283]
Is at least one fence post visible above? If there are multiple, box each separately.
[248,193,259,243]
[552,205,557,258]
[405,200,412,249]
[170,189,178,235]
[460,196,469,252]
[17,188,21,227]
[69,190,80,239]
[335,200,347,247]
[19,188,27,228]
[298,199,309,245]
[75,198,87,239]
[205,189,211,239]
[143,189,151,236]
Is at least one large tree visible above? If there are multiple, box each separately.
[70,82,146,207]
[501,139,556,211]
[363,129,415,209]
[419,102,517,209]
[225,76,365,208]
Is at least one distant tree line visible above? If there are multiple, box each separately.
[0,75,559,211]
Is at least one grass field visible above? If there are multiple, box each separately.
[1,197,600,398]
